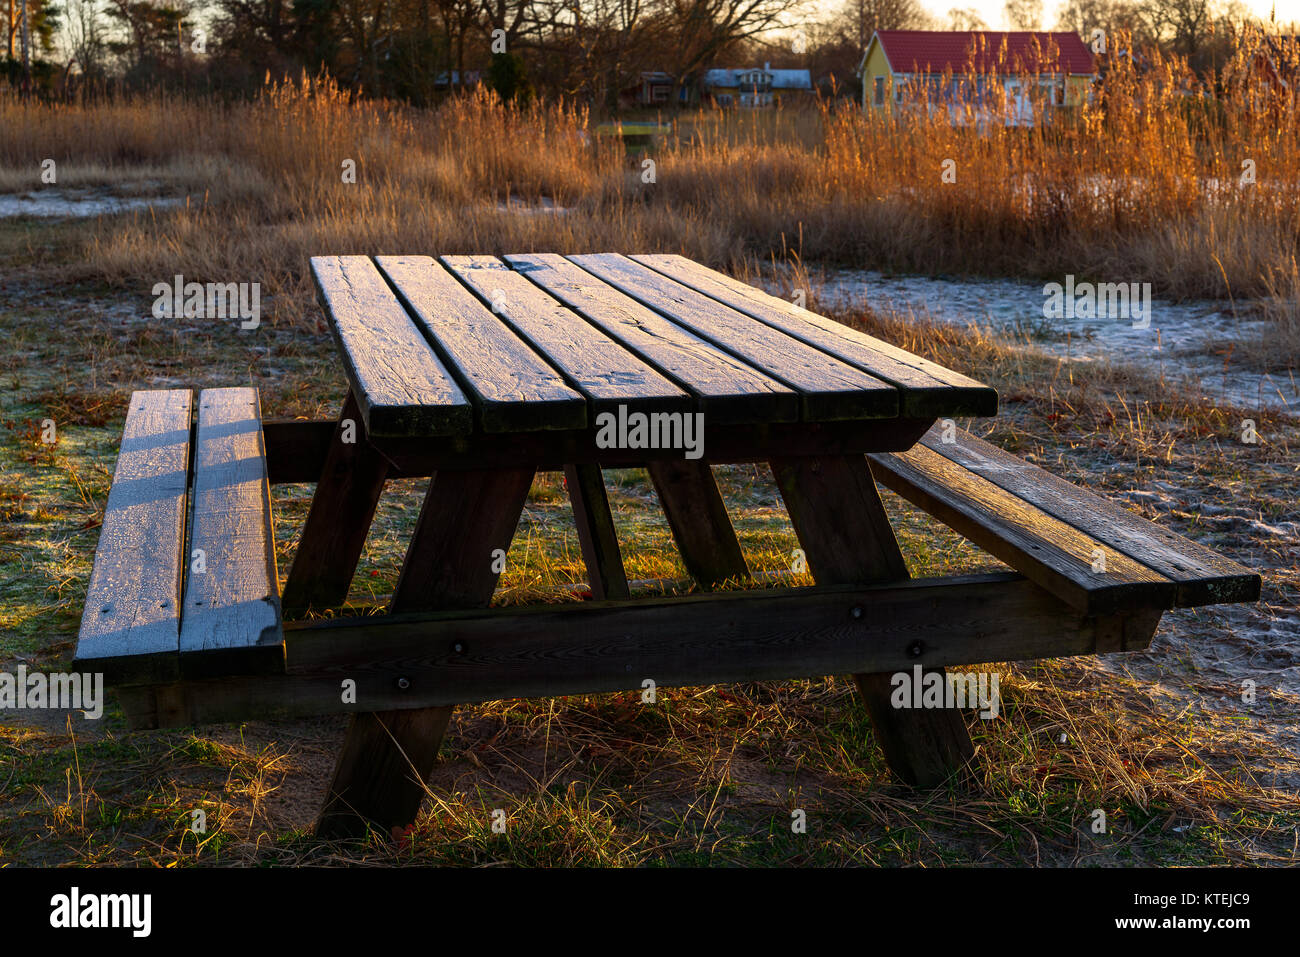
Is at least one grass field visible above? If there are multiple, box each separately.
[1,48,1298,864]
[0,225,1296,863]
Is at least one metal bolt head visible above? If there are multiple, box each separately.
[396,676,411,690]
[453,642,465,654]
[907,641,925,659]
[851,606,864,619]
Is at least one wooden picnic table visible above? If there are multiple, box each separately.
[76,252,1261,842]
[285,252,1001,837]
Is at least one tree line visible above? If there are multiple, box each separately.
[2,0,1288,102]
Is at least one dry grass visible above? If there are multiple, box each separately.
[0,34,1297,363]
[0,274,1295,866]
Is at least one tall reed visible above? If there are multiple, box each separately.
[0,36,1295,364]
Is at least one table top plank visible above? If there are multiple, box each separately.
[568,253,899,421]
[505,253,799,425]
[441,255,691,415]
[632,253,998,419]
[311,255,472,437]
[376,255,588,433]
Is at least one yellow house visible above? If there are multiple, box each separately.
[856,30,1096,126]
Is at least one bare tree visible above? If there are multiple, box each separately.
[946,6,987,30]
[1004,0,1041,30]
[660,0,807,94]
[64,0,107,76]
[838,0,927,49]
[20,0,30,80]
[1145,0,1211,55]
[581,0,654,106]
[1056,0,1117,37]
[1055,0,1158,50]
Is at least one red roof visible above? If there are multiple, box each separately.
[874,31,1094,75]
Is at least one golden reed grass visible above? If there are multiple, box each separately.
[0,32,1295,365]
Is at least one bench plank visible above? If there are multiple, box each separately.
[505,253,798,425]
[917,427,1261,608]
[75,389,193,684]
[375,255,587,432]
[311,255,472,437]
[867,444,1177,614]
[179,388,283,678]
[633,253,998,418]
[569,253,899,421]
[441,255,691,416]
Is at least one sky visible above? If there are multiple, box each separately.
[911,0,1300,29]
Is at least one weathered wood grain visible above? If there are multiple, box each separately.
[917,425,1261,608]
[261,415,935,479]
[280,391,390,614]
[316,465,537,840]
[633,253,998,418]
[505,253,798,425]
[772,453,975,787]
[569,253,900,421]
[390,468,537,612]
[375,255,587,433]
[118,575,1157,728]
[868,443,1177,615]
[311,255,471,437]
[178,388,283,679]
[441,255,690,417]
[564,464,630,600]
[771,454,909,582]
[75,390,193,684]
[646,460,749,589]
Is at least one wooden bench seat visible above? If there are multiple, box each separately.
[75,388,283,685]
[866,425,1262,616]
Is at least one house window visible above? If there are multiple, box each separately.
[873,76,885,106]
[895,78,904,103]
[652,84,669,102]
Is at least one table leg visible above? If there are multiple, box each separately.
[646,460,749,589]
[564,464,630,600]
[282,391,390,614]
[315,466,536,840]
[770,454,976,787]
